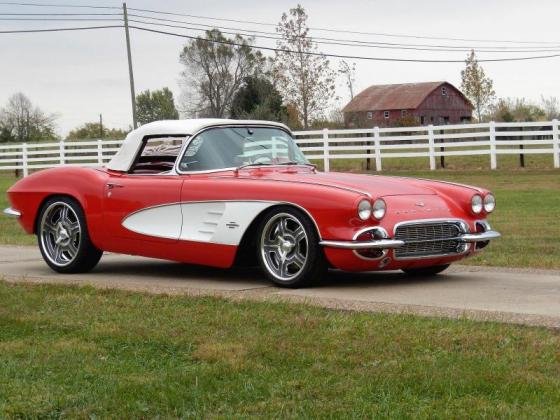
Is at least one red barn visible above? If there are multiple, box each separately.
[343,81,473,127]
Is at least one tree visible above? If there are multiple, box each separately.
[488,98,546,122]
[230,75,286,121]
[338,60,357,100]
[66,122,128,140]
[0,92,57,143]
[274,5,337,128]
[179,29,265,118]
[136,87,179,125]
[461,50,495,121]
[540,95,560,120]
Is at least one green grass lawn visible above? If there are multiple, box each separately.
[1,167,559,268]
[1,281,559,418]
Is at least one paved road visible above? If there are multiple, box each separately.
[1,245,559,328]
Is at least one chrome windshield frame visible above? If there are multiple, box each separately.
[174,124,307,175]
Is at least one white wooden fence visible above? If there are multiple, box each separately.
[1,120,559,176]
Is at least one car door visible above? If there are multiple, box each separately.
[103,135,186,244]
[103,173,184,242]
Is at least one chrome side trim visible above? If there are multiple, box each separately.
[120,199,323,241]
[320,239,405,250]
[3,207,21,218]
[460,230,501,242]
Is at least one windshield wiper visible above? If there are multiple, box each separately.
[277,161,317,168]
[236,161,316,173]
[235,162,273,171]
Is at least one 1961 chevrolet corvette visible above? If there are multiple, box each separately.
[4,119,500,287]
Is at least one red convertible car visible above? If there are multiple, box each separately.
[5,119,500,287]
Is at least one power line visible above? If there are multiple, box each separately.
[0,1,119,9]
[127,15,560,54]
[130,25,560,63]
[0,25,122,33]
[0,17,122,21]
[0,12,121,15]
[3,1,557,46]
[127,6,560,46]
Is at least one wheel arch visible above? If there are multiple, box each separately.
[233,202,321,267]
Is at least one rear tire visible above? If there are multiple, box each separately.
[257,206,326,288]
[402,264,450,277]
[37,196,102,273]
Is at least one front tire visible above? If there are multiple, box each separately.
[257,207,326,288]
[402,264,450,277]
[37,196,103,273]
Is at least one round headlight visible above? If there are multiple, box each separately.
[471,194,483,214]
[372,198,386,220]
[484,194,495,213]
[357,199,372,220]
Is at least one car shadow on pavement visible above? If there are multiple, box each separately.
[94,259,266,280]
[92,257,457,289]
[315,269,457,289]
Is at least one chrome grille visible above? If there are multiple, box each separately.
[394,221,465,258]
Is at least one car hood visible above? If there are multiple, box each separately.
[251,170,438,197]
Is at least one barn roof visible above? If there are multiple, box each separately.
[343,81,469,112]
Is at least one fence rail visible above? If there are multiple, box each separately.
[1,120,559,176]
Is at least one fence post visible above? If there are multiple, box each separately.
[373,126,382,171]
[97,139,103,165]
[22,143,28,177]
[59,139,65,165]
[427,125,436,170]
[322,128,330,172]
[489,121,497,170]
[553,119,559,169]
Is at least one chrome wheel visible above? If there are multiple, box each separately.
[260,213,308,282]
[39,201,81,267]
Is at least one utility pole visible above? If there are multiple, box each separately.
[99,113,103,139]
[123,2,137,129]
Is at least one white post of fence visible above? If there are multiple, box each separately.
[427,125,436,170]
[552,119,559,169]
[322,128,330,172]
[59,139,65,165]
[97,139,103,165]
[489,121,497,170]
[373,126,382,171]
[22,143,28,177]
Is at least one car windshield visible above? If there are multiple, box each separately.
[178,126,309,172]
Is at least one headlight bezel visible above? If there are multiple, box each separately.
[357,199,372,220]
[471,194,483,214]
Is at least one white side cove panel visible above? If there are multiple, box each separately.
[180,201,274,245]
[122,201,276,245]
[122,204,183,239]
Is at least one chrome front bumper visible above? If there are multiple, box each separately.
[320,229,500,250]
[3,207,21,218]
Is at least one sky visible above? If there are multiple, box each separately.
[0,0,559,136]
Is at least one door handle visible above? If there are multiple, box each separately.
[107,182,124,189]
